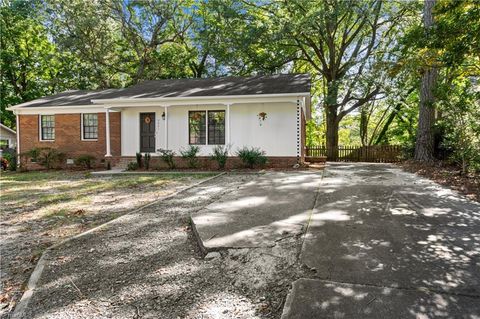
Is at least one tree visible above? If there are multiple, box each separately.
[223,0,413,159]
[414,0,438,161]
[0,0,79,128]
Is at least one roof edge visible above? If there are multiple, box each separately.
[0,123,17,134]
[91,92,311,105]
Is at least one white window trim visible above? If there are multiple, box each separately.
[188,110,226,146]
[39,115,55,142]
[81,113,98,141]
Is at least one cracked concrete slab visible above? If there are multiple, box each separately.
[191,171,324,252]
[300,163,480,296]
[281,279,480,319]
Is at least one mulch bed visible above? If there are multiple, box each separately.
[397,160,479,202]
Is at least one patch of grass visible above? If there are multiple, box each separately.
[0,171,86,183]
[1,172,217,213]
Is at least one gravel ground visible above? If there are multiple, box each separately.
[20,173,310,319]
[0,172,212,319]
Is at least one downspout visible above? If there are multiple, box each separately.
[164,106,168,149]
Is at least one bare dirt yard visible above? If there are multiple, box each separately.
[0,171,214,318]
[397,160,479,202]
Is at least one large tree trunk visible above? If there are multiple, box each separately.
[325,81,339,160]
[326,110,339,161]
[414,0,437,162]
[359,106,368,147]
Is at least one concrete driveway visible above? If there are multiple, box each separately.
[283,163,480,318]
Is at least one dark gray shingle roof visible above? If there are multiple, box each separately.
[17,74,310,108]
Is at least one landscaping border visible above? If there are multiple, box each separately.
[11,172,225,319]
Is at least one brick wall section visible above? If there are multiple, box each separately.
[111,156,298,170]
[19,113,121,165]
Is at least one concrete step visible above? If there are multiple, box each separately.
[112,158,134,170]
[305,156,327,163]
[281,278,480,319]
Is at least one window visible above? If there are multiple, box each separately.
[82,113,98,140]
[188,110,225,145]
[189,111,206,144]
[40,115,55,141]
[208,111,225,145]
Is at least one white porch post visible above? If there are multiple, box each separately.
[15,113,20,163]
[105,108,112,157]
[226,103,231,147]
[164,106,168,149]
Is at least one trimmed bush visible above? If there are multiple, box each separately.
[144,152,151,170]
[180,145,200,168]
[211,145,230,169]
[157,149,175,169]
[38,148,66,169]
[74,154,96,169]
[136,152,143,168]
[236,147,267,169]
[28,147,41,162]
[126,162,139,171]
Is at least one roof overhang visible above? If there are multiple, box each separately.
[92,93,312,119]
[8,92,312,119]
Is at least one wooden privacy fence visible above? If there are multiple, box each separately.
[306,145,403,163]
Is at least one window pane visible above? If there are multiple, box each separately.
[83,113,98,139]
[189,111,206,144]
[208,111,225,145]
[41,115,55,140]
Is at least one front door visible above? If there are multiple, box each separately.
[140,113,155,153]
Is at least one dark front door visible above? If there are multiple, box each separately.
[140,113,155,153]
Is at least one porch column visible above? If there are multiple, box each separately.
[164,106,168,149]
[226,103,231,148]
[15,113,20,163]
[105,108,112,157]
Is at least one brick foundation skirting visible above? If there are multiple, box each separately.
[109,156,299,170]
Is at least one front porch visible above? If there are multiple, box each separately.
[99,94,308,165]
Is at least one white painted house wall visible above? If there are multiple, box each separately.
[0,125,17,148]
[121,102,298,157]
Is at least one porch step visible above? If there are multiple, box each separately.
[112,157,134,170]
[305,156,327,163]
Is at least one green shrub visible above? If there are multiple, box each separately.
[74,154,96,169]
[180,145,200,168]
[136,152,143,168]
[236,147,267,169]
[8,155,17,171]
[144,153,151,170]
[126,162,139,171]
[28,147,41,162]
[157,149,175,169]
[211,145,230,169]
[38,148,66,169]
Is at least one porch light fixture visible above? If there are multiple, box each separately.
[162,112,166,120]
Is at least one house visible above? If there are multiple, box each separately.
[0,123,16,150]
[7,74,311,169]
